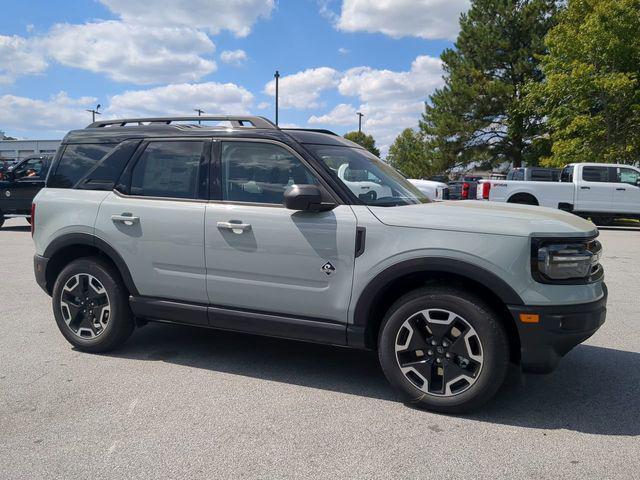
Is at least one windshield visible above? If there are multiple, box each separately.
[307,145,430,206]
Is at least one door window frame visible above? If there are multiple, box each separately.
[209,138,342,208]
[115,138,211,202]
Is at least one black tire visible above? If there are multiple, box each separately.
[378,286,510,413]
[52,257,134,352]
[0,212,4,229]
[25,217,31,225]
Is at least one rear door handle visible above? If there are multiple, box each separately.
[616,188,626,191]
[580,186,591,190]
[217,221,251,234]
[111,214,139,225]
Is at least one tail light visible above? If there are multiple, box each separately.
[482,182,491,200]
[461,182,470,199]
[31,203,36,237]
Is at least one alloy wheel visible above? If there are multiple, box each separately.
[394,308,484,397]
[60,273,111,339]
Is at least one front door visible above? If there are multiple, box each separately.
[94,139,210,304]
[204,140,357,323]
[613,166,640,214]
[3,157,47,213]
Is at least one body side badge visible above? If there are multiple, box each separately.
[321,261,336,276]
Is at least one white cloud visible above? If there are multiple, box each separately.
[337,0,469,41]
[106,82,254,118]
[338,47,349,54]
[100,0,274,37]
[309,103,357,126]
[220,49,248,66]
[44,21,216,84]
[0,34,47,84]
[0,92,97,133]
[264,67,339,109]
[257,101,270,110]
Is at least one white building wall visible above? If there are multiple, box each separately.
[0,139,61,162]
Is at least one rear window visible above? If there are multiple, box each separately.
[530,169,558,181]
[48,144,117,188]
[560,166,573,183]
[507,169,525,180]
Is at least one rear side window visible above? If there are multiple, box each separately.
[130,141,205,199]
[582,166,612,182]
[49,144,116,188]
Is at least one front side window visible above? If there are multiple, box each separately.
[221,142,318,205]
[617,167,640,186]
[582,166,612,182]
[307,145,430,206]
[49,144,116,188]
[131,141,204,199]
[13,158,44,180]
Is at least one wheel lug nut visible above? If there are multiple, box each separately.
[445,353,451,359]
[442,340,449,347]
[427,349,434,356]
[436,358,443,364]
[431,340,437,346]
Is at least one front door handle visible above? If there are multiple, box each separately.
[111,213,140,225]
[580,186,591,190]
[616,188,626,191]
[217,221,251,234]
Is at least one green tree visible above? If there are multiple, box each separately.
[420,0,559,169]
[387,128,435,178]
[525,0,640,167]
[343,131,381,157]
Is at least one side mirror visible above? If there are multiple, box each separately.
[284,184,335,212]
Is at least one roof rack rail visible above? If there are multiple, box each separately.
[87,115,278,129]
[282,128,338,136]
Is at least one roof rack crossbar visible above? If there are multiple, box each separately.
[87,115,277,129]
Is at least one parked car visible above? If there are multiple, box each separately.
[408,178,450,201]
[0,154,53,228]
[507,167,560,182]
[448,176,483,200]
[33,115,606,413]
[477,162,640,224]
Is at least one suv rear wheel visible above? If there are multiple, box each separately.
[378,286,509,413]
[52,257,134,352]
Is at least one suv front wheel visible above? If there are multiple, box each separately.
[378,286,509,413]
[52,257,134,352]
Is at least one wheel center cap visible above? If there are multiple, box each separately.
[436,346,444,354]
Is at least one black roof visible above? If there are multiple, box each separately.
[61,115,361,149]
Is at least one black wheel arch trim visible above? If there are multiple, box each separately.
[350,257,524,347]
[42,232,139,295]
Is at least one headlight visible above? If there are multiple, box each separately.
[532,238,603,284]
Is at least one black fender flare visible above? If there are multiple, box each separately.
[43,232,139,295]
[349,257,524,348]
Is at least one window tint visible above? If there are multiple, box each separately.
[131,141,204,199]
[78,140,140,189]
[582,166,611,182]
[49,144,116,188]
[221,142,318,204]
[560,166,573,183]
[13,158,44,179]
[530,169,558,181]
[617,167,640,185]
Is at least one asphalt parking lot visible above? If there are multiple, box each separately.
[1,217,638,480]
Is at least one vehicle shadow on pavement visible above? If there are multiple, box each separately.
[109,324,639,435]
[1,225,31,232]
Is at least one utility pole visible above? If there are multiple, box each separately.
[357,112,364,133]
[274,70,280,126]
[194,108,204,125]
[87,104,101,123]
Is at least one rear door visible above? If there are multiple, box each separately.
[204,139,357,323]
[613,166,640,214]
[95,139,210,306]
[575,165,615,212]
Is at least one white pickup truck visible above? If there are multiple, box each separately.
[477,163,640,223]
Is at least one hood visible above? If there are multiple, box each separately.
[368,201,597,238]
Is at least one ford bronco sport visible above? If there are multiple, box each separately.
[32,116,607,413]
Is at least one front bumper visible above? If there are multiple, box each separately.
[34,254,49,294]
[508,284,607,373]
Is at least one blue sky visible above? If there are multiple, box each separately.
[0,0,469,155]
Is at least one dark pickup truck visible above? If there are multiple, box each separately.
[0,155,53,228]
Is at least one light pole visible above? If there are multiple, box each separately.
[87,104,101,123]
[274,70,280,126]
[194,108,204,125]
[357,112,364,133]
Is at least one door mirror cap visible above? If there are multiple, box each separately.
[284,184,336,212]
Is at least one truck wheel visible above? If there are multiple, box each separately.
[51,257,134,353]
[507,193,538,206]
[378,286,510,413]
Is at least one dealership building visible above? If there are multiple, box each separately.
[0,133,61,162]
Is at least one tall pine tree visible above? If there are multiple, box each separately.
[420,0,559,169]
